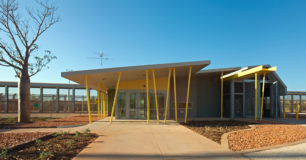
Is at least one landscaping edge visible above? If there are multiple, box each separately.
[221,125,306,153]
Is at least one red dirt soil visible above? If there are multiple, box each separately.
[0,132,51,149]
[228,124,306,151]
[17,115,99,128]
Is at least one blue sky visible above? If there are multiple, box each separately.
[1,0,306,91]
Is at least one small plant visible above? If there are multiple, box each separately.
[39,151,53,160]
[52,132,60,137]
[35,139,43,144]
[66,139,75,148]
[6,117,14,123]
[0,148,8,159]
[83,128,90,136]
[75,131,80,138]
[63,131,68,135]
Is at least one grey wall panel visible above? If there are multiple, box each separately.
[195,73,221,117]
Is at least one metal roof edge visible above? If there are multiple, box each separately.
[61,60,211,77]
[196,67,241,74]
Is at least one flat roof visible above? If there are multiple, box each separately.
[0,81,84,89]
[287,91,306,95]
[62,60,210,90]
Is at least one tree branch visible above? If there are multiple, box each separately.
[0,58,22,70]
[0,41,23,66]
[2,0,24,61]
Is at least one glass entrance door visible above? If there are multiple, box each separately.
[129,92,137,118]
[116,90,167,119]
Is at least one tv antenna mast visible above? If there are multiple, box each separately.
[87,51,111,66]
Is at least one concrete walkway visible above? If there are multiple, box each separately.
[72,119,248,160]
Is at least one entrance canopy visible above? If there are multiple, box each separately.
[61,60,210,90]
[221,65,277,81]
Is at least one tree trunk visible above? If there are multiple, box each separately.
[18,68,31,123]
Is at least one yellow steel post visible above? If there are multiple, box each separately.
[97,83,101,119]
[110,72,122,123]
[255,73,258,121]
[101,91,105,118]
[283,104,286,119]
[296,104,300,120]
[184,66,192,123]
[260,73,266,121]
[173,68,178,122]
[103,90,106,117]
[85,75,92,124]
[164,68,172,124]
[100,88,104,118]
[145,70,150,123]
[221,72,224,120]
[106,90,109,116]
[152,69,159,123]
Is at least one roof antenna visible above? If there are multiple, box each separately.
[87,51,111,66]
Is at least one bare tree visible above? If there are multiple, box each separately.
[0,0,59,122]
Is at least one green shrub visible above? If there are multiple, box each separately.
[75,131,80,138]
[52,132,60,137]
[66,140,75,148]
[39,151,53,160]
[83,128,90,136]
[6,117,14,123]
[35,139,43,145]
[0,148,8,158]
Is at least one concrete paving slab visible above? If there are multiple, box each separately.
[73,120,248,160]
[244,142,306,160]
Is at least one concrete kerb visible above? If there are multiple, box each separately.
[221,125,257,151]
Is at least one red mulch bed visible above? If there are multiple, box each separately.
[183,120,256,143]
[19,115,99,128]
[0,115,99,129]
[1,133,98,159]
[0,132,51,149]
[228,124,306,151]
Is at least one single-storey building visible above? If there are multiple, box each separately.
[61,60,287,123]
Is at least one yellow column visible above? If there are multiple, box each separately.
[106,90,109,116]
[164,68,172,124]
[110,72,122,123]
[101,91,105,118]
[260,73,266,121]
[255,73,258,121]
[100,88,104,118]
[103,90,106,117]
[97,83,101,119]
[184,66,192,123]
[85,75,92,124]
[283,101,286,119]
[145,70,150,123]
[221,72,224,120]
[173,68,178,122]
[152,69,159,123]
[296,104,300,120]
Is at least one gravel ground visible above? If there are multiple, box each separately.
[0,132,51,149]
[228,124,306,151]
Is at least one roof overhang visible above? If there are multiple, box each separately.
[61,60,210,90]
[221,65,277,81]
